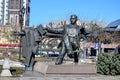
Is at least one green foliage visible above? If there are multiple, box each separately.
[0,65,25,76]
[10,67,25,76]
[97,53,120,75]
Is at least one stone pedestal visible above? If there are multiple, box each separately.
[0,58,12,76]
[34,62,96,75]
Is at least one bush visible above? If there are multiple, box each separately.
[97,53,120,75]
[10,67,25,76]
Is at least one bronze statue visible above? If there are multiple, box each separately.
[46,15,88,65]
[13,25,45,70]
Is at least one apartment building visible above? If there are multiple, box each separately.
[0,0,30,26]
[0,0,9,25]
[22,0,30,26]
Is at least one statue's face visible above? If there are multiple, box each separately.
[70,15,77,24]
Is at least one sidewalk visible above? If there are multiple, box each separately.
[0,71,120,80]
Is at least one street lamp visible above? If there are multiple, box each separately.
[19,7,25,60]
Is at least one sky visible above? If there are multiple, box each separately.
[30,0,120,26]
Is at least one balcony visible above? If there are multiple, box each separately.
[1,2,3,4]
[6,1,9,3]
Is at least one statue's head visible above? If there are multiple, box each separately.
[70,15,78,24]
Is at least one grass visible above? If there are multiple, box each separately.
[10,56,25,61]
[35,57,57,61]
[9,56,72,62]
[0,56,4,59]
[0,65,25,76]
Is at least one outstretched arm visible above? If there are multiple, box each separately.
[46,26,64,34]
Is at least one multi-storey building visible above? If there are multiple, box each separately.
[23,0,30,26]
[0,0,30,26]
[0,0,9,25]
[0,0,3,24]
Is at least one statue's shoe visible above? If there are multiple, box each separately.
[55,59,63,65]
[55,61,62,65]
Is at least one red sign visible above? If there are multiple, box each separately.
[0,43,20,47]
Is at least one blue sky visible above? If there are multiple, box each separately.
[30,0,120,26]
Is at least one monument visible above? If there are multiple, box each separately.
[14,14,96,75]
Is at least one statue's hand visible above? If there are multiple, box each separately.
[44,27,51,30]
[32,45,41,55]
[43,27,52,34]
[43,27,47,30]
[42,28,47,35]
[12,31,19,36]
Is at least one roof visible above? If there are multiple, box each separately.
[104,19,120,32]
[107,19,120,27]
[83,43,118,48]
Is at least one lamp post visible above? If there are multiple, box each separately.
[19,7,25,60]
[19,7,25,28]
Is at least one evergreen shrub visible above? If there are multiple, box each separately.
[97,53,120,75]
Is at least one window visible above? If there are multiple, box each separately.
[15,15,18,23]
[11,0,14,4]
[16,5,19,9]
[10,0,14,9]
[10,17,13,23]
[10,6,14,9]
[16,0,19,6]
[28,6,30,13]
[6,14,8,17]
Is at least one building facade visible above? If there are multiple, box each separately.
[8,0,21,25]
[0,0,30,26]
[22,0,30,26]
[0,0,9,25]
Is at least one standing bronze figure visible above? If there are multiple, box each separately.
[46,15,88,65]
[13,25,44,71]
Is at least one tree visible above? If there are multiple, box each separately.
[0,24,20,43]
